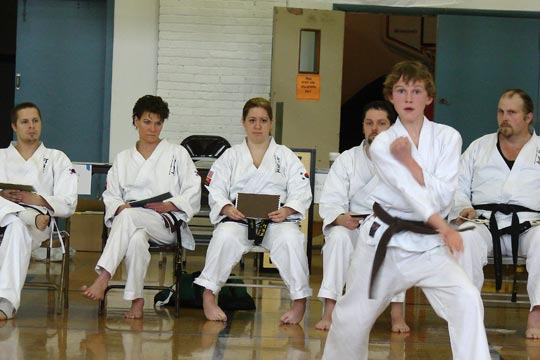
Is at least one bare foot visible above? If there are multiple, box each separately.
[526,306,540,339]
[315,298,335,331]
[391,302,410,333]
[202,289,227,321]
[81,271,111,301]
[280,298,306,324]
[35,214,50,231]
[125,298,144,319]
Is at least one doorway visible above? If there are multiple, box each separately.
[14,0,113,163]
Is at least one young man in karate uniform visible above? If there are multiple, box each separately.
[323,61,490,359]
[316,100,409,333]
[0,102,78,320]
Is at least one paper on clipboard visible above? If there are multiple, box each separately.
[0,183,35,192]
[236,193,280,219]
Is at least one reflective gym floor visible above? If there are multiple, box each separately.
[1,246,539,359]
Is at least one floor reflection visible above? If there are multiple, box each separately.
[9,249,540,359]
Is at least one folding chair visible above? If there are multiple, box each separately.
[0,221,70,315]
[226,246,288,291]
[481,255,529,304]
[26,228,71,315]
[180,135,231,160]
[98,236,184,318]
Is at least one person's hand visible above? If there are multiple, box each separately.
[455,208,477,225]
[221,204,245,221]
[440,227,463,254]
[115,203,131,215]
[390,137,413,164]
[0,189,23,203]
[145,201,179,213]
[19,191,44,206]
[334,212,363,230]
[0,190,45,206]
[268,207,295,223]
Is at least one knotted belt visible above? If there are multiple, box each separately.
[369,202,439,299]
[160,212,183,247]
[222,218,273,245]
[368,203,474,299]
[473,203,538,302]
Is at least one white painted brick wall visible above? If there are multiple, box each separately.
[158,0,328,147]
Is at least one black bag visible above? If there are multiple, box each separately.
[154,271,255,311]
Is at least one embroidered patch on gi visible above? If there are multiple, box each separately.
[69,168,77,174]
[369,221,380,237]
[535,148,540,165]
[205,170,214,185]
[300,172,309,180]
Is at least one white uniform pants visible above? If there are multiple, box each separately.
[0,214,48,310]
[323,241,490,360]
[194,221,312,300]
[96,208,175,301]
[318,225,404,303]
[458,222,540,310]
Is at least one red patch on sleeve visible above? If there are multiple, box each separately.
[205,170,214,185]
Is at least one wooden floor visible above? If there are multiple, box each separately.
[2,247,540,359]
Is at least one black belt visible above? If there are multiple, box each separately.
[222,217,273,245]
[161,212,183,247]
[474,203,538,301]
[369,203,438,299]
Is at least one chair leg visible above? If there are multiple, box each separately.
[57,252,66,315]
[98,298,106,316]
[174,247,182,318]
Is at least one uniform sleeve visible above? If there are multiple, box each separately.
[207,149,234,224]
[40,152,78,218]
[420,129,462,218]
[448,142,476,221]
[168,147,201,222]
[370,129,461,222]
[319,153,350,231]
[102,157,125,227]
[282,149,312,219]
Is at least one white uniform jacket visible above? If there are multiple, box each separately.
[368,117,462,251]
[103,139,201,250]
[207,137,312,224]
[319,141,377,235]
[450,132,540,228]
[0,142,78,224]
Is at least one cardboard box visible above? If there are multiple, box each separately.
[68,198,105,252]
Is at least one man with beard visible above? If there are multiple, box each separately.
[452,88,540,339]
[316,101,410,333]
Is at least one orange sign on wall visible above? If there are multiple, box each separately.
[296,74,320,100]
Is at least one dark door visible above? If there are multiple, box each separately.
[15,0,112,162]
[435,14,540,148]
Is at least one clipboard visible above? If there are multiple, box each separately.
[129,192,173,208]
[0,183,35,192]
[236,193,280,219]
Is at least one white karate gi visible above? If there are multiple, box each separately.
[0,142,77,311]
[97,139,201,300]
[323,118,490,360]
[451,132,540,309]
[317,141,404,303]
[194,138,313,300]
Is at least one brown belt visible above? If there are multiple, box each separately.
[369,203,438,299]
